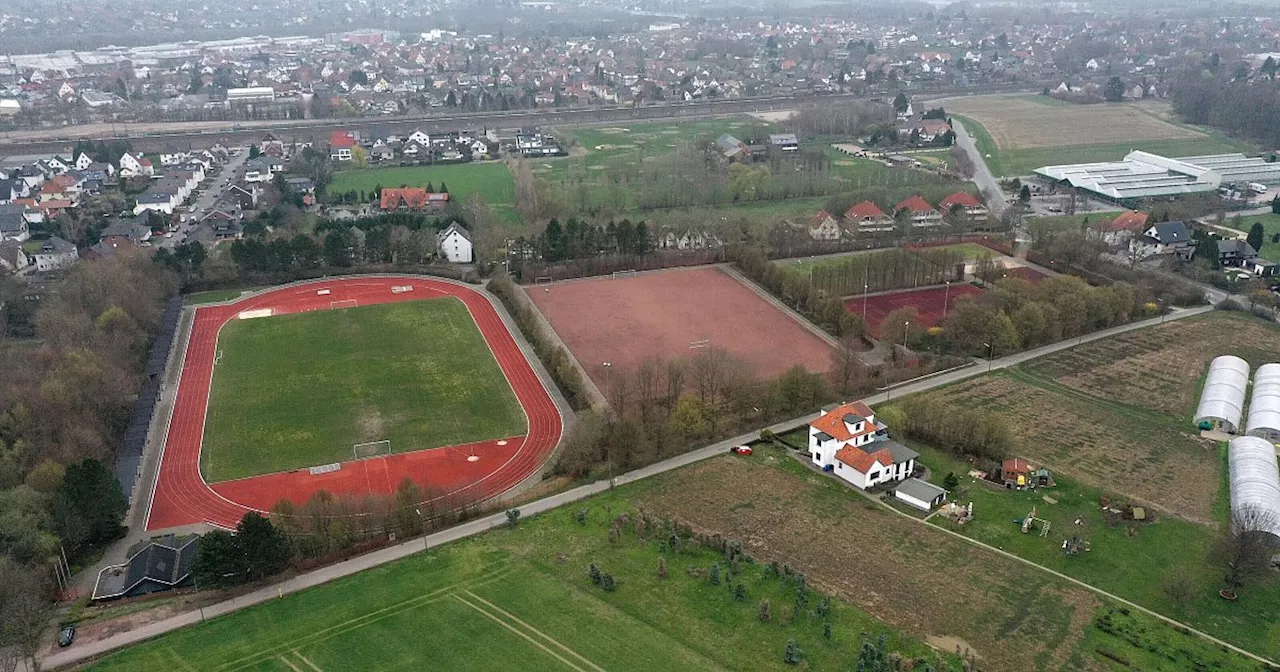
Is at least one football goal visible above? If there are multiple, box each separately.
[391,285,414,294]
[534,276,554,286]
[330,299,359,310]
[354,439,392,459]
[611,269,638,279]
[309,463,341,476]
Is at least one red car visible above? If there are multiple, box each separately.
[731,445,752,455]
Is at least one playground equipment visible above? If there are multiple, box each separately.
[1016,507,1051,537]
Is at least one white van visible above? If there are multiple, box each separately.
[1248,182,1268,194]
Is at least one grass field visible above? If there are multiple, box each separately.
[201,299,525,482]
[184,289,250,305]
[949,95,1255,177]
[1225,212,1280,260]
[87,481,955,672]
[327,162,521,226]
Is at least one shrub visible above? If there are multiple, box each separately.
[710,563,721,586]
[784,639,803,665]
[588,563,602,585]
[600,573,616,592]
[574,508,588,525]
[759,599,772,623]
[733,584,747,602]
[657,557,668,580]
[505,508,521,528]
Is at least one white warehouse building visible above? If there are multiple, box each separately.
[1035,151,1280,205]
[1247,363,1280,442]
[1227,436,1280,542]
[1195,355,1250,433]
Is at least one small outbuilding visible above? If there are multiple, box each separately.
[894,478,948,512]
[92,534,200,601]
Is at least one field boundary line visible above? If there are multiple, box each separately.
[167,647,199,672]
[451,594,588,672]
[462,590,604,672]
[292,651,323,672]
[278,656,303,672]
[217,563,518,671]
[718,264,840,349]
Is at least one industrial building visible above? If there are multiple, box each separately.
[225,87,276,104]
[1247,363,1280,442]
[1035,151,1280,205]
[1195,355,1250,433]
[1227,436,1280,541]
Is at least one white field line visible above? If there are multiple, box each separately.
[463,590,604,672]
[450,594,587,672]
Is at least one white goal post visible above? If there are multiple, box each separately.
[330,299,358,310]
[353,439,392,459]
[611,269,638,279]
[689,339,710,349]
[534,276,554,286]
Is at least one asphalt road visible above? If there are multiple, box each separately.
[156,149,251,250]
[951,117,1008,218]
[38,301,1222,671]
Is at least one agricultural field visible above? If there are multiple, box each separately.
[86,477,957,672]
[201,298,525,481]
[1225,212,1280,260]
[328,162,521,225]
[546,118,776,178]
[948,95,1254,177]
[915,370,1220,524]
[637,449,1269,671]
[1024,312,1280,418]
[527,266,835,388]
[908,432,1280,663]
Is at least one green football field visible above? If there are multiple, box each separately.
[85,487,952,672]
[200,298,526,482]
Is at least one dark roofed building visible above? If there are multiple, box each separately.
[92,534,200,601]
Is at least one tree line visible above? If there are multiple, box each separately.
[0,255,176,668]
[513,217,656,263]
[1171,67,1280,149]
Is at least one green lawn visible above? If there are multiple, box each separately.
[909,242,997,261]
[328,162,521,226]
[21,239,43,254]
[1225,212,1280,260]
[201,298,526,481]
[86,486,953,672]
[183,289,249,305]
[953,115,1255,178]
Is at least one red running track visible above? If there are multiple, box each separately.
[145,277,562,530]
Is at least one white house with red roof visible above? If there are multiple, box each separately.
[938,191,987,218]
[894,196,943,228]
[808,210,842,241]
[118,153,154,179]
[329,131,358,161]
[808,401,919,490]
[843,200,894,233]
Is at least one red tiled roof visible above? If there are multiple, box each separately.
[835,444,893,473]
[1096,211,1150,232]
[380,188,449,210]
[939,191,982,209]
[811,209,835,226]
[844,200,887,221]
[895,195,936,214]
[1002,458,1030,475]
[810,401,877,442]
[330,131,357,148]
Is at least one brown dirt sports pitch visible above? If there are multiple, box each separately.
[527,266,835,386]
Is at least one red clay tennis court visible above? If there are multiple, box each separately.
[527,266,835,389]
[999,265,1050,284]
[845,284,984,337]
[146,277,562,531]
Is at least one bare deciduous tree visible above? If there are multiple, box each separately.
[1213,503,1280,593]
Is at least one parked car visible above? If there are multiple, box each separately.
[58,625,75,647]
[730,445,752,455]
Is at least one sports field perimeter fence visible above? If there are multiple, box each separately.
[114,295,183,505]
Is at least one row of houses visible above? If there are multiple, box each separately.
[806,191,987,240]
[1089,211,1278,276]
[328,129,500,163]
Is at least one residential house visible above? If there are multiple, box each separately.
[657,228,722,250]
[899,119,951,142]
[380,188,449,211]
[436,222,473,263]
[714,133,750,162]
[843,201,894,233]
[32,235,79,272]
[0,239,29,272]
[0,204,31,242]
[1088,211,1149,247]
[100,218,152,250]
[74,152,94,170]
[369,144,395,163]
[808,401,919,490]
[91,535,200,601]
[260,133,286,157]
[938,191,987,218]
[0,178,31,203]
[894,195,943,228]
[1218,240,1258,267]
[893,478,948,512]
[211,220,244,240]
[329,131,357,161]
[243,157,277,183]
[159,148,190,166]
[1245,258,1279,278]
[118,153,154,179]
[999,458,1032,488]
[225,183,260,210]
[1133,221,1192,259]
[808,210,842,241]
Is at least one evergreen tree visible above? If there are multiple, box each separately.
[1247,221,1265,253]
[733,584,746,601]
[600,573,616,591]
[236,512,291,581]
[783,640,802,665]
[589,563,602,584]
[58,459,127,548]
[710,563,721,585]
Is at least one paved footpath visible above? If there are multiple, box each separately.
[47,303,1258,670]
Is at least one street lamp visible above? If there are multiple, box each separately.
[942,280,951,319]
[983,342,994,372]
[902,320,910,352]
